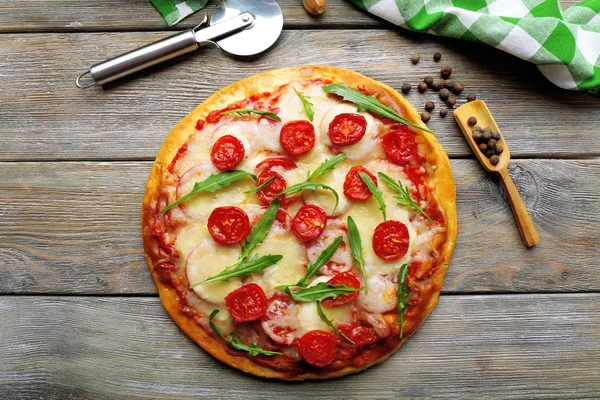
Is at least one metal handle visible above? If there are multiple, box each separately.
[76,29,199,88]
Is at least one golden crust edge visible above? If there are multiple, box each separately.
[141,65,458,380]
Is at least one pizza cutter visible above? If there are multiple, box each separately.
[75,0,283,88]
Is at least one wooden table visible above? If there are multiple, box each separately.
[1,1,599,398]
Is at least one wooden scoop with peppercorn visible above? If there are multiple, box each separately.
[454,100,540,247]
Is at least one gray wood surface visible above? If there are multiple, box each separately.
[1,159,598,295]
[1,294,598,399]
[0,31,598,161]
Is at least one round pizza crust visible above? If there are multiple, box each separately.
[142,66,458,380]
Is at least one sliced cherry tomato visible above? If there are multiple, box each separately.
[381,126,417,165]
[225,283,268,322]
[338,322,380,347]
[372,220,410,260]
[328,113,367,146]
[261,294,297,345]
[256,157,297,174]
[280,120,315,157]
[343,165,377,201]
[207,206,250,244]
[256,170,287,204]
[211,135,245,171]
[297,330,337,367]
[321,272,360,307]
[291,205,327,242]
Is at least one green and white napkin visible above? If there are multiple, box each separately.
[350,0,600,90]
[150,0,208,26]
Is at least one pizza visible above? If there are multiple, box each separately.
[142,66,457,380]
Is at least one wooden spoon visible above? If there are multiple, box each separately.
[454,100,540,247]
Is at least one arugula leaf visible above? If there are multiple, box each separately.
[322,84,435,134]
[346,216,367,294]
[284,282,358,303]
[190,254,282,287]
[222,108,281,122]
[240,198,280,260]
[296,236,343,287]
[209,310,281,356]
[358,171,387,222]
[162,170,256,212]
[397,263,410,339]
[378,172,432,222]
[244,174,277,194]
[279,182,339,214]
[294,88,314,122]
[316,301,354,344]
[307,154,346,181]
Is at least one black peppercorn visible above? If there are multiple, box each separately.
[423,76,434,86]
[495,145,504,154]
[490,155,500,165]
[486,149,495,158]
[441,65,452,79]
[482,127,492,141]
[418,82,427,93]
[467,116,477,126]
[467,93,477,102]
[439,88,450,101]
[453,82,465,94]
[487,139,497,148]
[434,52,442,62]
[420,112,431,123]
[411,54,420,64]
[440,108,448,118]
[446,96,456,108]
[425,101,435,111]
[472,130,483,142]
[473,125,483,134]
[478,143,488,152]
[431,79,444,91]
[402,83,411,94]
[491,131,501,140]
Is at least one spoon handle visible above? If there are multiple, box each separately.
[497,168,540,247]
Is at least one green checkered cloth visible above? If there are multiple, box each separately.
[351,0,600,90]
[150,0,208,26]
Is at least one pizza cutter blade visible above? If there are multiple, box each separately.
[75,0,283,88]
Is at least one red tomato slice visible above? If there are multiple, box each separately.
[207,206,250,244]
[210,135,245,171]
[280,120,316,157]
[321,272,360,307]
[328,113,367,146]
[381,126,417,165]
[337,322,380,347]
[256,170,287,205]
[298,330,338,367]
[261,294,298,345]
[372,220,410,260]
[291,204,327,242]
[225,283,268,322]
[343,165,377,201]
[256,157,298,174]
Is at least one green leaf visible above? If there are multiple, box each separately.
[190,254,282,287]
[307,154,346,181]
[279,182,340,214]
[240,198,280,260]
[209,310,281,356]
[243,174,277,194]
[346,216,367,294]
[397,263,410,339]
[358,171,387,222]
[322,84,435,134]
[378,172,433,222]
[296,236,343,287]
[316,301,354,344]
[284,282,358,303]
[294,88,314,122]
[222,108,281,122]
[162,170,256,212]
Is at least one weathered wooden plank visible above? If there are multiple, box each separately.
[1,159,598,295]
[0,31,598,161]
[0,294,598,399]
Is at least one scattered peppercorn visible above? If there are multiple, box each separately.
[425,101,435,111]
[420,112,431,123]
[402,83,411,94]
[446,96,457,108]
[490,155,500,165]
[478,143,487,152]
[411,54,420,64]
[495,145,504,154]
[440,108,448,118]
[472,130,483,142]
[467,116,477,126]
[441,65,452,79]
[467,93,477,102]
[444,80,454,90]
[431,79,444,91]
[434,52,442,62]
[453,82,464,94]
[418,82,427,93]
[491,131,501,140]
[482,127,492,141]
[486,149,495,158]
[439,88,450,101]
[487,139,497,148]
[423,76,433,86]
